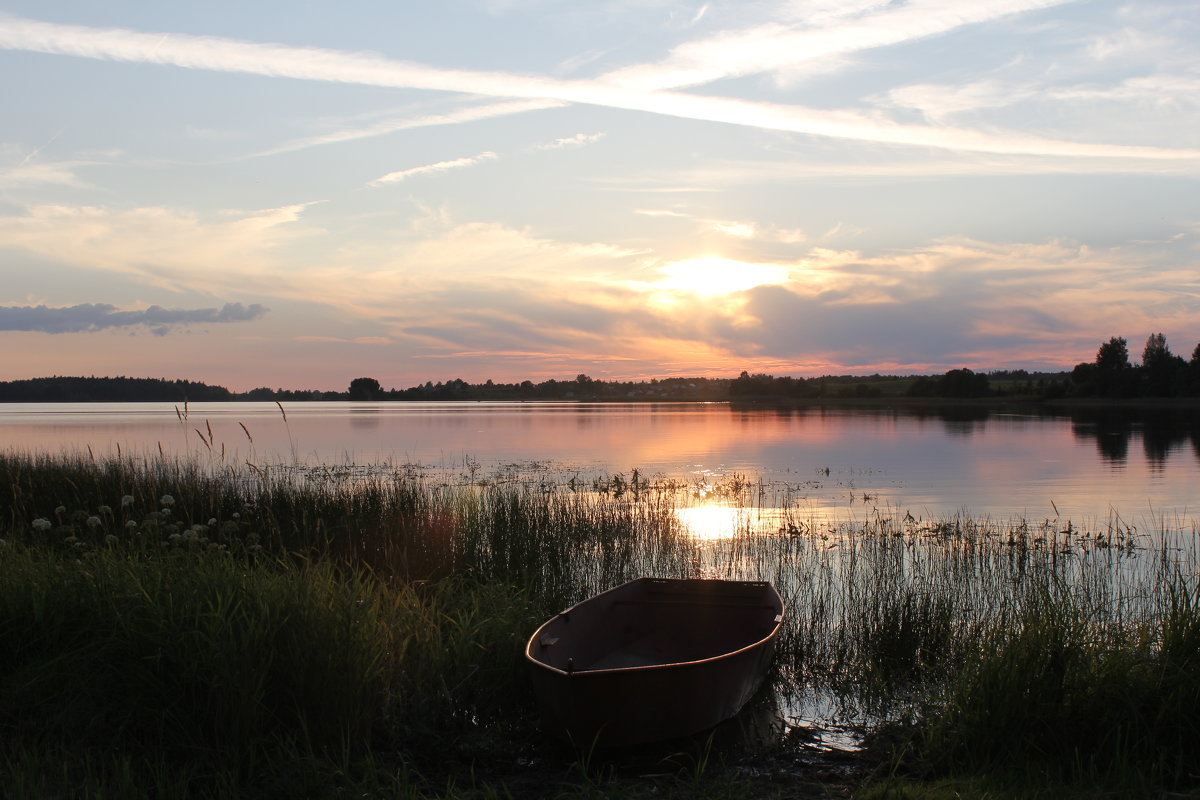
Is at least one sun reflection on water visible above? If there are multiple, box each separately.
[674,504,744,540]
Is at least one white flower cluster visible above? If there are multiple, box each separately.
[165,522,226,552]
[25,493,259,558]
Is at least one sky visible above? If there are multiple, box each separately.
[1,0,1197,392]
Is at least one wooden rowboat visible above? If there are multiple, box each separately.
[525,577,784,747]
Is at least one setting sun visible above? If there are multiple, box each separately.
[655,258,791,297]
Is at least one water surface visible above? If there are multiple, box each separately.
[3,401,1198,523]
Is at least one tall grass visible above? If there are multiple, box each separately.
[2,451,1199,796]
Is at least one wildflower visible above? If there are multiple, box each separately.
[160,494,175,507]
[207,518,217,526]
[86,516,102,528]
[64,536,79,545]
[54,505,66,515]
[97,505,112,515]
[32,518,52,532]
[105,535,118,546]
[125,520,138,530]
[121,495,135,507]
[160,507,172,517]
[232,512,240,519]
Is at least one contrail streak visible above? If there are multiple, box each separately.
[1,12,1197,161]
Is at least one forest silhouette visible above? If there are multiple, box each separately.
[3,333,1199,403]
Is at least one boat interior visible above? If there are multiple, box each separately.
[531,579,783,673]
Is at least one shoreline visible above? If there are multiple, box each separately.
[3,395,1199,409]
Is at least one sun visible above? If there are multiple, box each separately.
[655,257,791,296]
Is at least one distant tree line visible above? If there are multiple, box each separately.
[5,335,1200,403]
[0,376,235,403]
[352,374,730,402]
[0,376,342,403]
[728,371,921,399]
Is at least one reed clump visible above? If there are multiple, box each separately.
[892,574,1200,791]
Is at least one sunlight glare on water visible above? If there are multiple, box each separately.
[674,504,743,541]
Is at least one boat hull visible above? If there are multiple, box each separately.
[525,577,784,747]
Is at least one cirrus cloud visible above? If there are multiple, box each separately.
[1,10,1195,161]
[369,151,499,186]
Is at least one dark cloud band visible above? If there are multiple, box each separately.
[0,302,268,335]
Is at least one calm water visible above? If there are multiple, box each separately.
[2,401,1199,523]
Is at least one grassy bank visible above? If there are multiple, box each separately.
[2,452,1199,797]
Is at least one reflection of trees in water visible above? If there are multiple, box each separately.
[1072,413,1132,465]
[1070,408,1200,468]
[1144,414,1185,471]
[726,402,1200,469]
[911,406,992,438]
[349,408,381,430]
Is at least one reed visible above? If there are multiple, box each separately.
[2,450,1198,796]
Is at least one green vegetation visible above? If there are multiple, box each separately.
[2,452,1200,797]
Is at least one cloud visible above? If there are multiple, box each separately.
[0,202,317,295]
[628,209,807,243]
[0,155,94,189]
[597,0,1073,90]
[387,235,1200,374]
[2,12,1196,161]
[708,239,1200,368]
[533,132,606,150]
[370,151,498,186]
[883,79,1037,123]
[254,100,561,158]
[2,192,1194,374]
[633,208,690,217]
[0,302,268,335]
[884,74,1200,126]
[638,149,1200,186]
[294,335,391,344]
[0,202,647,321]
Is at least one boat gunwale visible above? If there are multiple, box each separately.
[524,578,785,677]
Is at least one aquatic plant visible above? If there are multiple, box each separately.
[1,450,1199,796]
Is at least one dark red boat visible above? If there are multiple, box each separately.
[525,577,785,747]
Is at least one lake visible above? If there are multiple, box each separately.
[2,400,1198,525]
